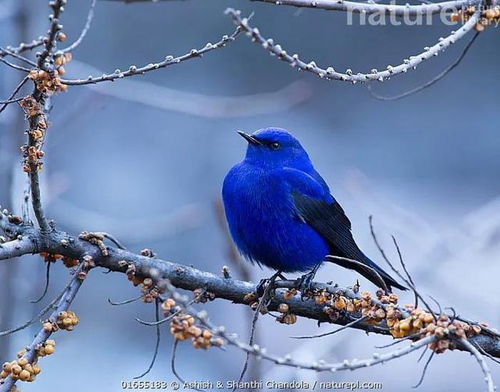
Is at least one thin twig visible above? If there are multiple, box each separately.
[460,338,495,392]
[135,308,181,326]
[61,25,243,86]
[252,0,478,16]
[61,0,97,53]
[171,340,203,392]
[0,76,28,115]
[101,232,127,250]
[0,267,87,392]
[428,295,443,315]
[107,295,142,306]
[0,57,32,73]
[368,32,480,101]
[376,331,425,349]
[167,279,439,373]
[234,270,281,390]
[135,299,198,326]
[472,341,500,366]
[0,285,57,336]
[392,235,418,308]
[369,216,436,319]
[0,38,44,59]
[417,345,429,363]
[37,0,66,71]
[326,255,389,293]
[134,299,161,379]
[291,316,368,339]
[107,0,479,15]
[0,97,23,105]
[0,47,37,67]
[30,261,52,303]
[413,350,435,388]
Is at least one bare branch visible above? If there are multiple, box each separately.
[460,338,495,392]
[226,8,481,84]
[134,299,161,379]
[0,47,37,67]
[108,295,142,306]
[37,0,66,71]
[1,0,496,390]
[291,315,368,339]
[368,31,480,100]
[168,281,438,373]
[61,0,97,53]
[221,330,436,373]
[0,268,80,337]
[1,222,497,359]
[0,97,23,105]
[0,57,31,73]
[0,236,36,261]
[413,350,435,388]
[105,0,480,16]
[369,216,436,318]
[170,340,202,392]
[0,76,29,115]
[252,0,480,16]
[20,97,51,233]
[0,267,87,392]
[60,25,243,86]
[30,260,52,303]
[0,38,44,59]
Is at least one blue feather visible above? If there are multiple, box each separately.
[222,127,406,291]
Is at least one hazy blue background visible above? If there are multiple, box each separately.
[0,0,499,391]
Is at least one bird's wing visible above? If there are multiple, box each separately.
[291,191,362,260]
[279,167,361,259]
[291,187,406,291]
[280,167,354,246]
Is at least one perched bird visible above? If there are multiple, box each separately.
[222,127,406,292]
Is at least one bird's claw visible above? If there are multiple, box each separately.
[297,272,316,299]
[255,270,284,300]
[255,278,269,298]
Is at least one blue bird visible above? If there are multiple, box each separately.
[222,127,406,292]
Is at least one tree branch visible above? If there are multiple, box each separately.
[0,39,44,60]
[20,96,51,233]
[2,221,500,359]
[104,0,480,16]
[368,31,480,100]
[37,0,66,71]
[226,8,481,84]
[251,0,479,16]
[61,0,97,54]
[0,266,87,392]
[459,338,495,392]
[0,237,36,261]
[60,25,242,86]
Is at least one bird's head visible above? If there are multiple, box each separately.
[238,128,311,169]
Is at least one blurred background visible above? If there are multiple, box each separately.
[0,0,499,390]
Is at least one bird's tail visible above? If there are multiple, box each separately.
[325,255,407,292]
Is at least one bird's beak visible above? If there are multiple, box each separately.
[237,131,262,146]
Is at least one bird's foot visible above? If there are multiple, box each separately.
[255,278,268,298]
[255,270,284,300]
[297,273,315,298]
[296,264,321,299]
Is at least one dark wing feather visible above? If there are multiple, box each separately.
[292,192,406,291]
[292,192,363,260]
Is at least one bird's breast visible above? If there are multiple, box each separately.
[222,163,329,272]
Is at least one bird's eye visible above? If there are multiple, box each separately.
[270,142,280,150]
